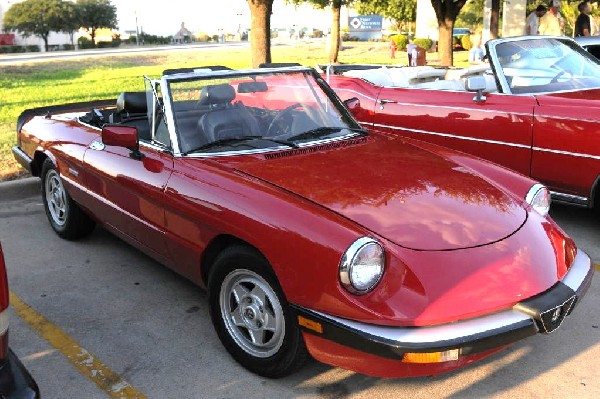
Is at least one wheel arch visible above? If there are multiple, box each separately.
[590,174,600,209]
[200,234,265,287]
[30,151,50,177]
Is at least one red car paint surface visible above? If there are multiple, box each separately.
[12,67,592,378]
[326,36,600,210]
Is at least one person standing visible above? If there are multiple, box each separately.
[539,0,564,36]
[575,2,592,37]
[526,5,547,35]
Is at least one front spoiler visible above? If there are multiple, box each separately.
[293,250,593,361]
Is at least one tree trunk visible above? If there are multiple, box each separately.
[91,28,96,47]
[247,0,273,68]
[438,18,453,66]
[490,0,500,39]
[42,34,49,52]
[329,1,342,63]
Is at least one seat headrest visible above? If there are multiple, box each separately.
[116,92,148,114]
[198,84,236,106]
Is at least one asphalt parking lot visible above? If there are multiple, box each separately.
[0,177,598,399]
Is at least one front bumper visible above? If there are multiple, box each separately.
[293,249,593,363]
[11,147,32,174]
[0,349,40,399]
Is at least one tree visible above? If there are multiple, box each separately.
[291,0,350,63]
[247,0,274,67]
[355,0,417,32]
[62,1,81,46]
[431,0,468,66]
[2,0,72,51]
[76,0,118,47]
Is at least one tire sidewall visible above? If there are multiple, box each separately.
[208,246,305,377]
[41,159,71,235]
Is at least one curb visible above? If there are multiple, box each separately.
[0,177,40,201]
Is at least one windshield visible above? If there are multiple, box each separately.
[166,70,361,154]
[492,38,600,94]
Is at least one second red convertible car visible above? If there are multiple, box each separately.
[327,36,600,211]
[12,66,594,378]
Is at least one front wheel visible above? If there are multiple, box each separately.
[41,159,95,239]
[208,246,308,378]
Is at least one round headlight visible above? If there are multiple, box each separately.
[525,183,550,216]
[339,237,385,295]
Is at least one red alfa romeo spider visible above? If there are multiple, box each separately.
[326,36,600,211]
[12,65,593,378]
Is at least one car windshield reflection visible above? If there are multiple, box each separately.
[165,70,361,154]
[493,37,600,94]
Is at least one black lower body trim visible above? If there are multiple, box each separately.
[11,147,32,174]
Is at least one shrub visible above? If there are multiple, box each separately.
[62,44,75,51]
[211,34,219,42]
[461,35,472,50]
[78,36,94,49]
[196,33,209,42]
[391,34,408,50]
[413,38,433,51]
[25,45,40,52]
[312,29,323,38]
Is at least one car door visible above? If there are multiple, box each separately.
[81,85,174,264]
[530,95,600,201]
[372,88,537,177]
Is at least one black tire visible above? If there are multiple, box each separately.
[208,245,308,378]
[41,159,95,239]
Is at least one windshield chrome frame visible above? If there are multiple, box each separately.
[159,66,362,157]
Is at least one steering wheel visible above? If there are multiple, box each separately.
[267,103,304,137]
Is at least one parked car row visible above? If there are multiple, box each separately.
[10,48,594,381]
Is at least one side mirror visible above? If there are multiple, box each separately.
[101,125,143,160]
[343,97,361,116]
[465,76,487,103]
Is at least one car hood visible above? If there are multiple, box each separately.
[225,136,527,251]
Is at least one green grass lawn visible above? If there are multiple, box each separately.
[0,42,468,181]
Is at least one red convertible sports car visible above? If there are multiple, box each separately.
[326,36,600,211]
[12,65,593,378]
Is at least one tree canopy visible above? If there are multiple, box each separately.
[2,0,72,51]
[355,0,417,31]
[76,0,118,46]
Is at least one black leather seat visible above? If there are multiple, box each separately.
[197,84,260,143]
[114,92,151,141]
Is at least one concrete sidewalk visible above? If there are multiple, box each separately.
[0,177,39,202]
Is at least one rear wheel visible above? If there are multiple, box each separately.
[208,245,308,378]
[41,159,95,239]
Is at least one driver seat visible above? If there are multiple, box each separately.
[197,84,260,142]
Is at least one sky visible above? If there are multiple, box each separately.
[112,0,335,36]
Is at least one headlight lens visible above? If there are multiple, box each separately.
[525,183,550,216]
[339,237,385,295]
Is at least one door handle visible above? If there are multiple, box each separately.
[378,99,397,110]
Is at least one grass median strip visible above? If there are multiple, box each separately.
[9,290,148,399]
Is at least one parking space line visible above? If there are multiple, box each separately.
[596,264,600,271]
[9,291,148,399]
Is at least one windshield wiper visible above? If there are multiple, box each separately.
[185,136,298,154]
[287,127,367,142]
